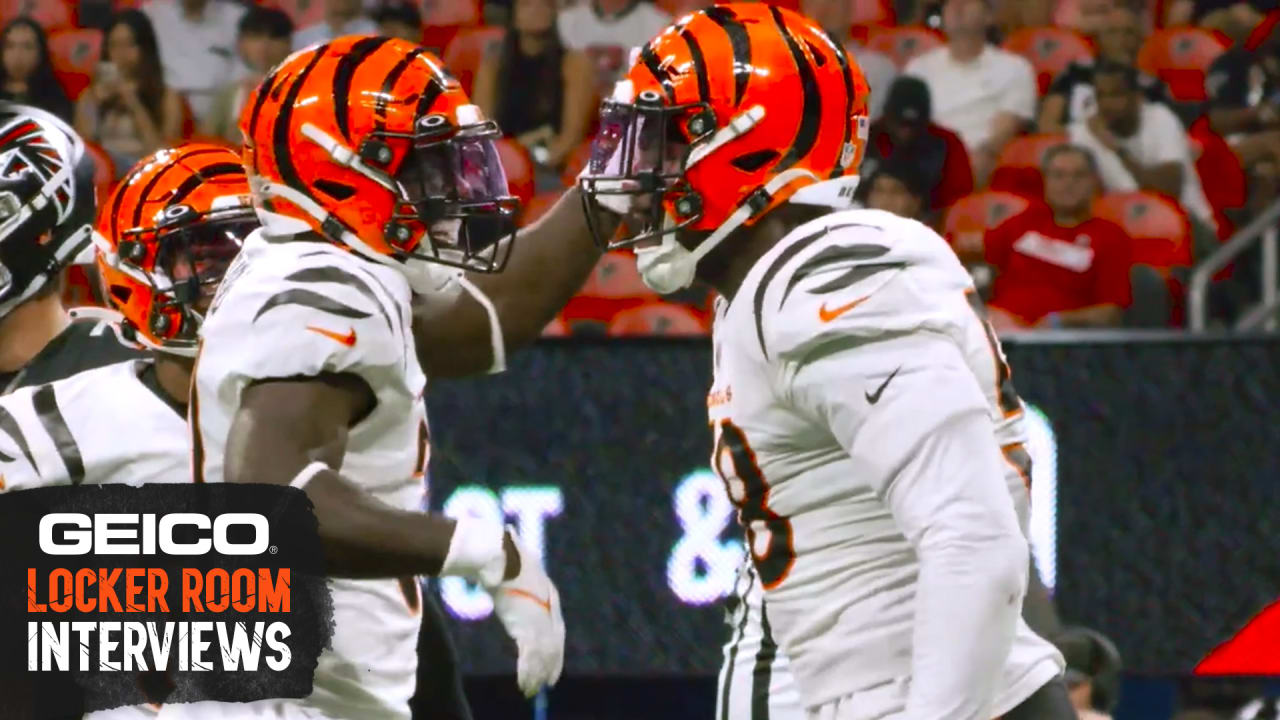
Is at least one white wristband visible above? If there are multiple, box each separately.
[439,515,507,587]
[290,461,330,489]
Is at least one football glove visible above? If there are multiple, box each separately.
[486,527,565,698]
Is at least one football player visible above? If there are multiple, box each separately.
[578,5,1072,719]
[173,36,623,719]
[0,143,255,717]
[0,101,141,397]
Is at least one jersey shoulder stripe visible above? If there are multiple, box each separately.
[283,265,398,334]
[252,286,374,324]
[30,384,84,485]
[0,402,36,470]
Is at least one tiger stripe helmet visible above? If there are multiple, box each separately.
[238,35,517,289]
[579,3,870,283]
[94,143,256,355]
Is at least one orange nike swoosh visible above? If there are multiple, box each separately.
[504,587,552,613]
[818,295,870,323]
[305,325,357,347]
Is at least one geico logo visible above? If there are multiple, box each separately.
[38,513,270,556]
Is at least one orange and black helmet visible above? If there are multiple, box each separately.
[239,35,517,285]
[580,3,870,249]
[94,143,255,355]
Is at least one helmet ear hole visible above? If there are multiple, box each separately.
[730,150,780,173]
[110,285,131,305]
[313,178,356,201]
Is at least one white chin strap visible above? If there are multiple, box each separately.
[635,167,819,295]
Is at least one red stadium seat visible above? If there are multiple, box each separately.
[83,141,117,201]
[495,137,534,207]
[607,302,708,336]
[520,191,560,227]
[989,133,1068,199]
[655,0,709,16]
[61,264,101,309]
[560,139,594,188]
[1092,191,1193,269]
[1003,27,1095,96]
[1137,27,1228,102]
[267,0,326,31]
[866,26,944,68]
[48,28,102,101]
[850,0,895,25]
[421,0,481,26]
[421,25,463,55]
[943,190,1032,238]
[541,314,570,337]
[443,26,506,96]
[1,0,74,33]
[579,251,656,300]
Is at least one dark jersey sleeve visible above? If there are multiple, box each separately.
[1,321,145,395]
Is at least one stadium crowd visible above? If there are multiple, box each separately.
[3,0,1279,334]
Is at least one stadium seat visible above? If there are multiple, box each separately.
[866,26,944,68]
[61,264,101,309]
[942,190,1032,254]
[1,0,74,32]
[1136,28,1229,102]
[580,251,655,300]
[1189,116,1246,240]
[989,133,1068,199]
[443,26,506,96]
[1092,191,1193,269]
[48,28,102,101]
[421,25,463,56]
[560,139,594,188]
[850,0,895,25]
[541,315,570,337]
[422,0,481,26]
[267,0,326,31]
[1003,27,1095,96]
[495,137,535,207]
[83,141,117,200]
[520,191,560,227]
[655,0,708,16]
[607,302,708,336]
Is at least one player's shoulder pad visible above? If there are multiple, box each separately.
[751,209,926,364]
[0,364,106,490]
[200,242,411,380]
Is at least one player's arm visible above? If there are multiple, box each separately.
[224,372,513,580]
[791,337,1028,720]
[413,187,620,377]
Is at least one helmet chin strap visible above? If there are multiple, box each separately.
[635,167,819,294]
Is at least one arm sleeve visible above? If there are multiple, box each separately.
[791,336,1029,720]
[1001,56,1038,120]
[1067,121,1139,191]
[1147,106,1193,165]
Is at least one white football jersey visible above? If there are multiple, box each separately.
[182,230,429,720]
[706,209,1062,714]
[0,359,187,492]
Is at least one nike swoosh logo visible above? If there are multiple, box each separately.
[504,587,552,613]
[305,325,357,347]
[865,366,901,405]
[818,295,870,323]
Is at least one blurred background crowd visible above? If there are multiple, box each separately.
[6,0,1280,338]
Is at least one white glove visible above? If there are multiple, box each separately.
[485,527,565,698]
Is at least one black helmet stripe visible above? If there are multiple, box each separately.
[639,43,676,103]
[821,31,855,178]
[126,148,226,230]
[333,36,392,143]
[769,6,822,173]
[374,47,427,135]
[272,43,331,197]
[703,5,751,107]
[679,24,711,102]
[165,162,245,208]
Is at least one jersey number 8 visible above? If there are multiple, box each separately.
[712,419,795,590]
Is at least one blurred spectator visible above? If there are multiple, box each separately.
[293,0,376,51]
[1039,5,1174,133]
[1068,61,1218,230]
[905,0,1037,184]
[863,76,974,215]
[143,0,247,126]
[859,160,930,219]
[1055,627,1123,720]
[557,0,670,97]
[1205,1,1280,169]
[474,0,592,170]
[202,7,293,144]
[1174,0,1279,35]
[992,0,1054,39]
[74,11,184,176]
[1068,0,1123,37]
[373,2,422,43]
[978,144,1133,330]
[0,18,72,122]
[800,0,898,120]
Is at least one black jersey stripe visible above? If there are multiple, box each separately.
[31,384,84,485]
[252,288,374,324]
[0,404,37,473]
[719,565,756,720]
[752,224,854,358]
[284,266,395,333]
[751,598,778,720]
